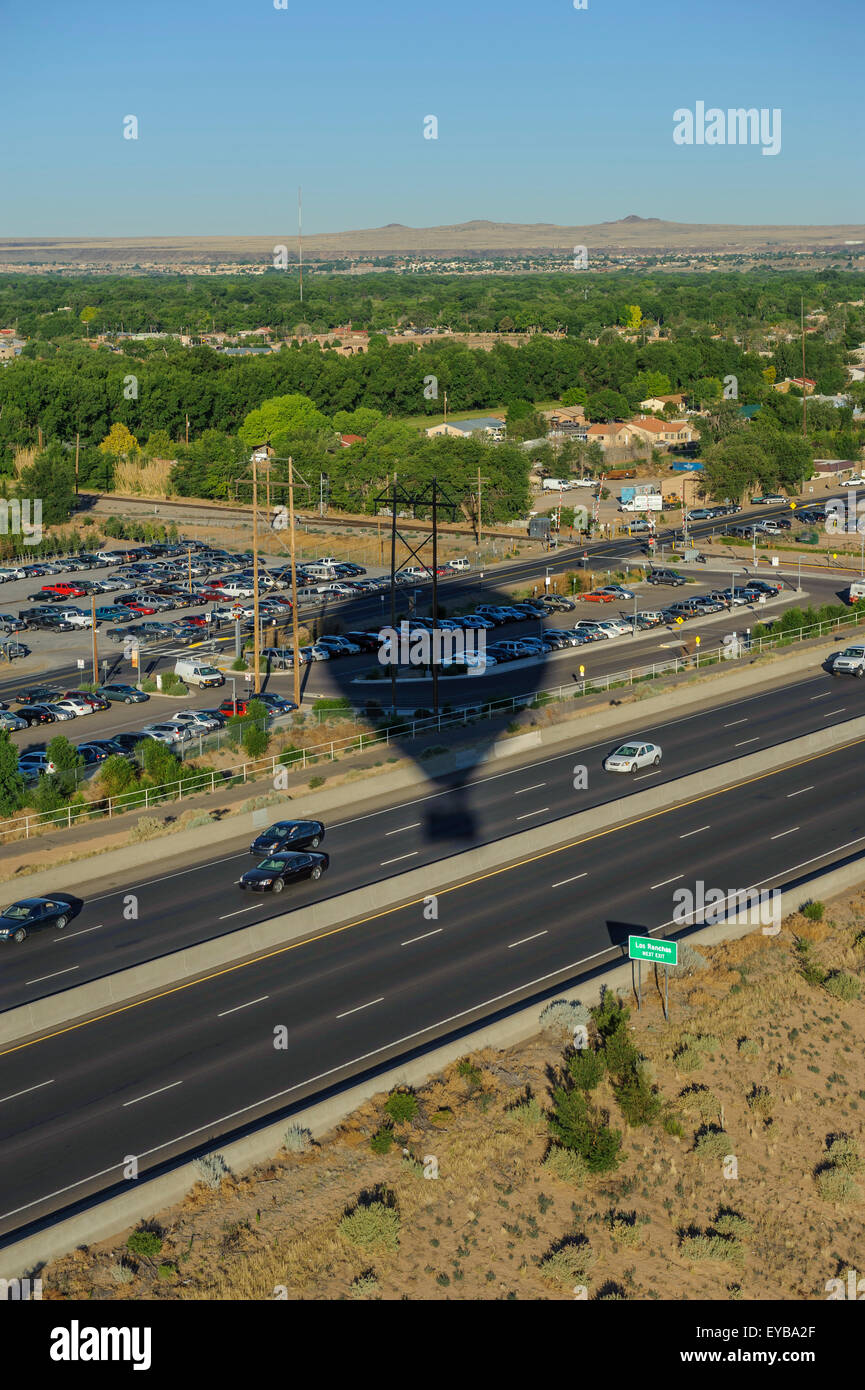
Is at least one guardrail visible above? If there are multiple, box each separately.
[1,607,862,843]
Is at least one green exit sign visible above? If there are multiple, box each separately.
[629,935,678,965]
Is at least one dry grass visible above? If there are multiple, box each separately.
[112,458,175,496]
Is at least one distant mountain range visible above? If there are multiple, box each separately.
[2,217,864,267]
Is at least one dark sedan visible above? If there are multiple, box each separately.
[0,894,82,944]
[97,683,150,704]
[249,819,325,855]
[238,850,329,893]
[16,704,57,725]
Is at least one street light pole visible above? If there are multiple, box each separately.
[252,454,261,695]
[288,455,302,709]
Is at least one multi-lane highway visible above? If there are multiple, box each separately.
[1,731,863,1241]
[0,667,861,1016]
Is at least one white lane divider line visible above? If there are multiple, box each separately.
[401,929,443,947]
[724,718,748,727]
[734,737,759,747]
[508,931,548,949]
[55,924,103,942]
[516,807,549,821]
[219,906,263,920]
[809,692,833,700]
[385,822,421,836]
[824,709,846,718]
[123,1081,183,1108]
[514,783,547,795]
[771,827,799,840]
[337,997,384,1020]
[651,874,684,890]
[0,1079,54,1106]
[25,966,79,985]
[786,786,813,798]
[381,852,419,866]
[552,873,587,888]
[680,825,710,839]
[217,995,270,1018]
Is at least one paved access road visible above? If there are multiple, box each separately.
[0,667,861,1015]
[0,734,862,1240]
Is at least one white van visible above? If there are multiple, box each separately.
[449,557,471,572]
[305,564,339,580]
[542,478,568,492]
[173,659,225,689]
[848,580,865,604]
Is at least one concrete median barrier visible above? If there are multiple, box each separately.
[1,711,863,1048]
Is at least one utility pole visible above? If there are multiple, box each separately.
[298,186,303,304]
[185,414,190,447]
[90,594,99,686]
[252,454,261,694]
[287,456,302,710]
[187,545,193,595]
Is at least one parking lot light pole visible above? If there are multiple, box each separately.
[228,675,238,716]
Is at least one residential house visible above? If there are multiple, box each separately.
[425,416,506,441]
[584,421,639,449]
[774,377,817,395]
[339,433,365,448]
[625,416,697,448]
[638,392,687,412]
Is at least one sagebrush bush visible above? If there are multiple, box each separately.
[568,1048,605,1092]
[109,1261,135,1285]
[816,1169,862,1206]
[349,1271,379,1299]
[543,1145,590,1185]
[713,1212,753,1239]
[510,1096,545,1127]
[283,1124,313,1153]
[693,1128,732,1161]
[826,1136,864,1174]
[801,900,825,921]
[667,942,709,977]
[194,1153,230,1190]
[679,1234,744,1263]
[540,998,591,1033]
[370,1126,394,1155]
[737,1038,760,1056]
[824,971,860,1002]
[746,1085,774,1123]
[538,1237,596,1286]
[339,1200,400,1251]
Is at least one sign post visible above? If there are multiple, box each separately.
[629,935,678,1019]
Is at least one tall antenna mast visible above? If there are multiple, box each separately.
[298,185,303,304]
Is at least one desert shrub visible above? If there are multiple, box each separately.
[607,1212,644,1246]
[370,1126,394,1155]
[283,1124,313,1153]
[429,1108,453,1128]
[824,971,860,1002]
[801,900,825,921]
[384,1089,418,1125]
[592,991,630,1040]
[349,1271,379,1299]
[679,1086,721,1124]
[109,1261,135,1285]
[456,1057,482,1085]
[543,1145,590,1184]
[746,1085,774,1123]
[128,815,166,842]
[667,941,709,977]
[826,1136,864,1174]
[567,1049,606,1092]
[673,1045,703,1073]
[603,1028,640,1078]
[157,1263,177,1282]
[737,1038,760,1056]
[308,776,325,790]
[679,1234,744,1263]
[691,1034,722,1053]
[510,1095,545,1127]
[662,1112,686,1138]
[816,1169,863,1205]
[693,1128,732,1160]
[540,998,591,1034]
[126,1228,162,1259]
[194,1153,230,1190]
[713,1212,753,1239]
[538,1237,596,1286]
[339,1198,400,1251]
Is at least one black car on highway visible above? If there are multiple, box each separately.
[238,850,329,893]
[0,894,81,944]
[249,819,325,855]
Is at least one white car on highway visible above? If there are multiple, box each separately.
[831,645,865,677]
[604,740,662,773]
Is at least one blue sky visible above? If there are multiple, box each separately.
[2,0,862,235]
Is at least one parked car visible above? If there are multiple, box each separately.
[97,683,149,704]
[0,710,27,731]
[647,569,687,586]
[237,850,330,893]
[169,709,221,732]
[140,723,191,746]
[0,895,81,944]
[16,704,58,726]
[603,741,662,773]
[76,743,112,766]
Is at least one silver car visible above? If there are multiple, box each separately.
[603,741,662,773]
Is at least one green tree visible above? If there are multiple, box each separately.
[0,730,24,816]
